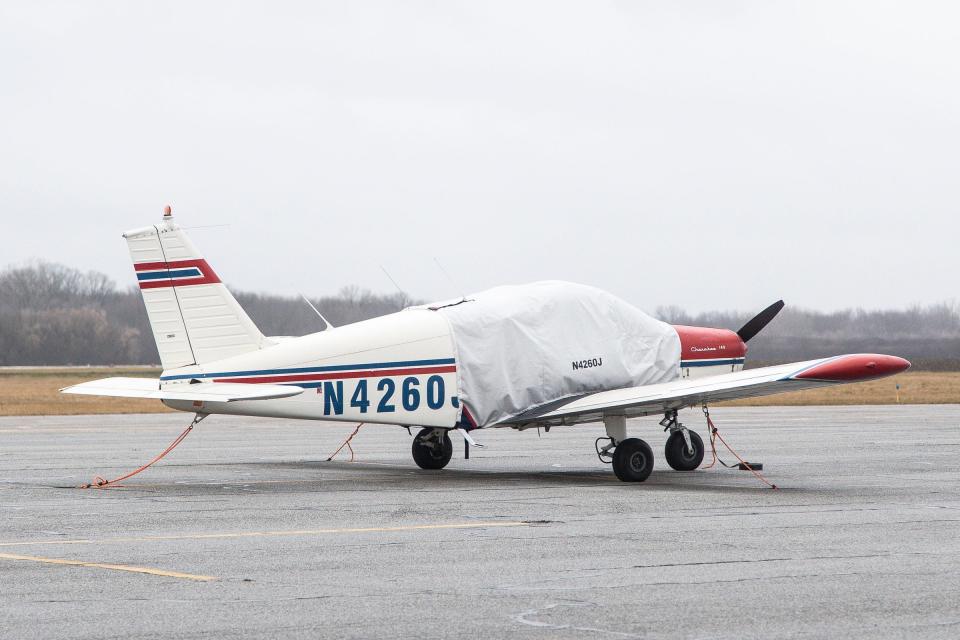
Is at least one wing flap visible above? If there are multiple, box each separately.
[506,354,910,426]
[61,377,304,402]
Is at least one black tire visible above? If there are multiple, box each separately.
[411,428,453,470]
[612,438,654,482]
[664,430,704,471]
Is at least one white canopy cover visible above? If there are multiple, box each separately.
[428,281,682,427]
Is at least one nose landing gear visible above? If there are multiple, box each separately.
[664,430,704,471]
[661,410,705,471]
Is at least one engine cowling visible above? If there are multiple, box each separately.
[672,325,747,378]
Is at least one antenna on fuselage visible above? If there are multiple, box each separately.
[433,257,466,301]
[379,265,411,307]
[299,293,335,331]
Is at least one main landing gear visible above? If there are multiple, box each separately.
[612,438,655,482]
[598,412,706,482]
[411,427,453,470]
[598,415,655,482]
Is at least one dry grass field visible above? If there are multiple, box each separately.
[0,367,171,416]
[719,370,959,406]
[0,368,955,416]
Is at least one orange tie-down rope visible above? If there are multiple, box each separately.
[326,423,364,462]
[79,414,207,489]
[702,406,778,490]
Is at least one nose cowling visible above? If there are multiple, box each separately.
[673,325,748,362]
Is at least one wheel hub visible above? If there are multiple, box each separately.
[629,451,647,473]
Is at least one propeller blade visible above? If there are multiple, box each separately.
[736,300,785,342]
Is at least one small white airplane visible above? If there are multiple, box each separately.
[63,208,910,482]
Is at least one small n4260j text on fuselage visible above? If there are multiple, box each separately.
[572,357,603,371]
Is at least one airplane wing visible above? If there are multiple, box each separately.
[503,354,910,427]
[61,377,305,402]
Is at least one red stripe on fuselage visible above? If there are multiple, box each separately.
[216,365,457,385]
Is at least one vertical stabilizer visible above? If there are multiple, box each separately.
[123,207,265,369]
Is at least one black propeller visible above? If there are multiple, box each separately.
[736,299,785,343]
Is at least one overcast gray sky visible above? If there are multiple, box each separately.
[1,1,956,313]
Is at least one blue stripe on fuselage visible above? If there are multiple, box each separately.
[159,358,458,381]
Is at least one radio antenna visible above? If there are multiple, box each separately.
[379,265,410,305]
[299,293,335,331]
[433,257,466,300]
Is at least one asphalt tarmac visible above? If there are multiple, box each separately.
[1,405,958,639]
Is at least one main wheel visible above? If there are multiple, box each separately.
[411,428,453,470]
[664,430,704,471]
[612,438,654,482]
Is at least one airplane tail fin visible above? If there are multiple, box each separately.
[123,207,265,369]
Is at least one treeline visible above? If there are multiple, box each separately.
[1,262,957,369]
[0,262,411,366]
[655,304,960,371]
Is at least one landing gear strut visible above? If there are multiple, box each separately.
[660,410,704,471]
[411,428,453,470]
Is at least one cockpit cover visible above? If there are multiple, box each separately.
[428,281,681,427]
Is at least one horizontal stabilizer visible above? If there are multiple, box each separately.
[61,377,304,402]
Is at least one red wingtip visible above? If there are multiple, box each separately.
[794,354,911,382]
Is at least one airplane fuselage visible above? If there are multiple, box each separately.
[161,309,748,429]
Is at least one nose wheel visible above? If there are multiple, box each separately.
[661,410,705,471]
[411,428,453,470]
[664,430,704,471]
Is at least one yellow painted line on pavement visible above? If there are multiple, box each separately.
[0,552,216,581]
[0,521,528,548]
